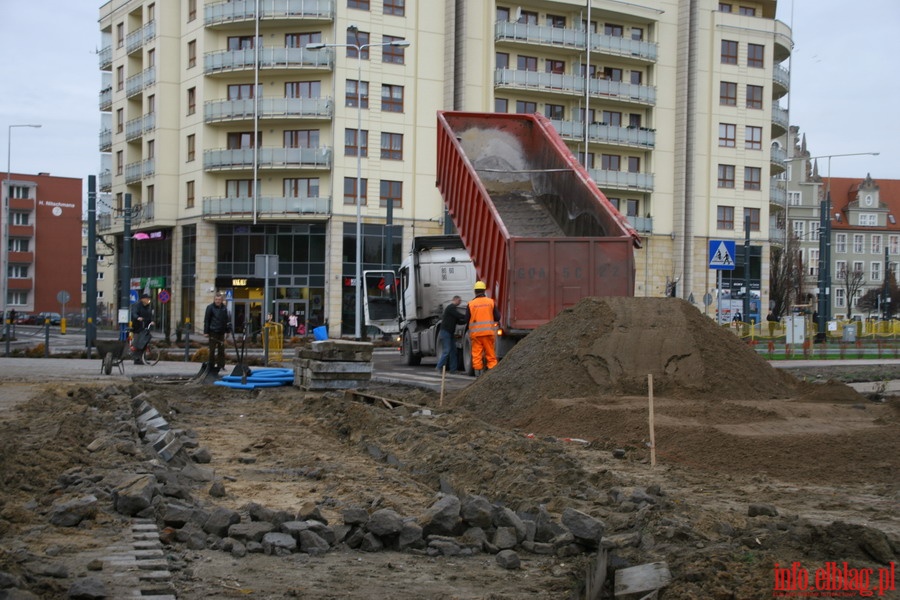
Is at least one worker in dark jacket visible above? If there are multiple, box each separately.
[466,281,501,376]
[130,293,155,365]
[436,296,466,373]
[203,292,231,373]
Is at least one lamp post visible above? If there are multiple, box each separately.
[787,151,879,340]
[3,123,42,353]
[307,30,410,340]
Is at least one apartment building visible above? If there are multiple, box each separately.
[1,172,82,316]
[97,0,790,334]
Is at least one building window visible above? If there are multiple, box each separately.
[285,129,319,149]
[380,132,403,160]
[187,87,196,115]
[517,55,538,71]
[604,23,624,37]
[853,234,864,253]
[348,0,369,11]
[580,108,596,123]
[186,181,195,208]
[835,288,846,308]
[809,221,819,241]
[809,250,820,277]
[286,32,322,48]
[188,0,196,21]
[602,110,622,126]
[720,81,737,106]
[608,197,621,211]
[627,157,640,173]
[495,98,508,113]
[603,67,623,81]
[577,152,595,168]
[631,27,644,41]
[871,262,882,282]
[286,81,321,98]
[496,52,509,69]
[717,206,735,230]
[792,220,806,240]
[630,70,642,85]
[545,59,565,74]
[859,213,877,226]
[548,14,566,28]
[227,132,260,149]
[719,2,732,12]
[872,235,883,254]
[284,177,320,198]
[739,6,757,16]
[721,39,738,65]
[383,36,407,64]
[346,80,369,108]
[187,134,195,161]
[344,177,368,205]
[515,100,537,113]
[836,233,847,253]
[147,94,155,114]
[116,22,124,48]
[747,43,764,68]
[228,36,256,50]
[746,85,764,109]
[381,84,404,112]
[12,212,29,226]
[384,0,405,16]
[497,7,510,22]
[745,126,762,150]
[380,180,402,208]
[116,109,124,133]
[228,83,256,100]
[147,139,155,159]
[601,154,621,171]
[344,129,368,157]
[719,123,736,147]
[890,235,900,254]
[116,66,124,91]
[717,164,735,188]
[744,166,761,190]
[226,179,256,197]
[116,151,123,175]
[347,30,370,59]
[744,208,760,231]
[187,40,196,68]
[788,191,801,206]
[544,104,564,120]
[518,10,538,24]
[629,113,642,128]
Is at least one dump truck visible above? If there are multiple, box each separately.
[395,111,641,372]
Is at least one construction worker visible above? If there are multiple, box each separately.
[466,281,501,376]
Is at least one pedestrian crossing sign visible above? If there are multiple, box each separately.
[708,240,736,270]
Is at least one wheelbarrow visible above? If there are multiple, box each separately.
[95,339,129,375]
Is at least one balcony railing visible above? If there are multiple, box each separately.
[205,97,334,123]
[772,104,789,132]
[769,221,786,243]
[99,172,112,192]
[205,0,335,26]
[131,202,155,226]
[494,21,657,62]
[98,212,112,231]
[204,47,333,74]
[99,129,112,152]
[99,87,112,111]
[588,169,654,192]
[98,45,112,70]
[125,113,156,141]
[495,68,656,105]
[204,146,332,170]
[773,64,790,94]
[552,119,655,148]
[125,20,156,55]
[125,66,156,98]
[202,195,332,218]
[124,159,155,184]
[626,215,653,233]
[770,180,787,207]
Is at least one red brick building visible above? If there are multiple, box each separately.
[2,172,82,315]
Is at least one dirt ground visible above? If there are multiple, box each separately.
[0,297,897,599]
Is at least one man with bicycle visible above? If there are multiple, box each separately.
[130,293,155,365]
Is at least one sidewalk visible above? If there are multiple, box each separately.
[0,357,214,382]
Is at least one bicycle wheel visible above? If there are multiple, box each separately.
[142,343,160,366]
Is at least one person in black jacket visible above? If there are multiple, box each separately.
[203,292,231,373]
[435,296,466,373]
[130,293,155,365]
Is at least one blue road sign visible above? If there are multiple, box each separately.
[708,240,736,270]
[129,290,139,304]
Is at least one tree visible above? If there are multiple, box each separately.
[857,271,900,318]
[769,234,804,318]
[837,266,866,319]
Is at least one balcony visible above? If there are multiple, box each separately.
[99,87,112,111]
[772,64,790,98]
[204,47,332,75]
[204,146,332,170]
[124,159,155,184]
[8,278,32,292]
[131,202,155,226]
[770,144,786,174]
[8,251,33,264]
[769,221,786,243]
[126,66,156,98]
[98,45,112,70]
[205,0,335,26]
[495,69,656,105]
[125,113,156,141]
[773,19,793,63]
[9,224,34,238]
[770,180,787,207]
[202,195,332,219]
[98,212,112,231]
[10,197,34,210]
[771,104,788,136]
[626,215,653,233]
[205,97,334,123]
[125,20,155,55]
[99,129,112,152]
[552,119,655,149]
[588,169,654,192]
[494,21,657,63]
[99,171,112,192]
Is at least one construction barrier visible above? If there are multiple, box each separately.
[264,322,284,362]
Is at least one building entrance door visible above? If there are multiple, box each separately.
[275,300,308,337]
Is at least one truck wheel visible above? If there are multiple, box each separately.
[402,331,421,366]
[463,336,475,376]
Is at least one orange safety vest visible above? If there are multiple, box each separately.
[468,295,497,338]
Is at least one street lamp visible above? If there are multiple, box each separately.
[787,151,879,340]
[307,30,410,340]
[3,123,42,353]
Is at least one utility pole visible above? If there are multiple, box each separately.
[883,245,891,320]
[86,176,97,351]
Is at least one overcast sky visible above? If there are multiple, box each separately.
[0,0,897,192]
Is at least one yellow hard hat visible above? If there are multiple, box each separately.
[474,281,487,291]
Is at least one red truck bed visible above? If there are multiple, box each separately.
[436,111,640,332]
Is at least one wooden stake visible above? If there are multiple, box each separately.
[648,373,656,468]
[439,365,446,407]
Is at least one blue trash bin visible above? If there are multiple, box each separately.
[313,326,328,341]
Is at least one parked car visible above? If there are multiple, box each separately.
[64,312,85,327]
[15,313,38,325]
[37,312,62,325]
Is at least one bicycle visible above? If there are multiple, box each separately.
[133,323,161,366]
